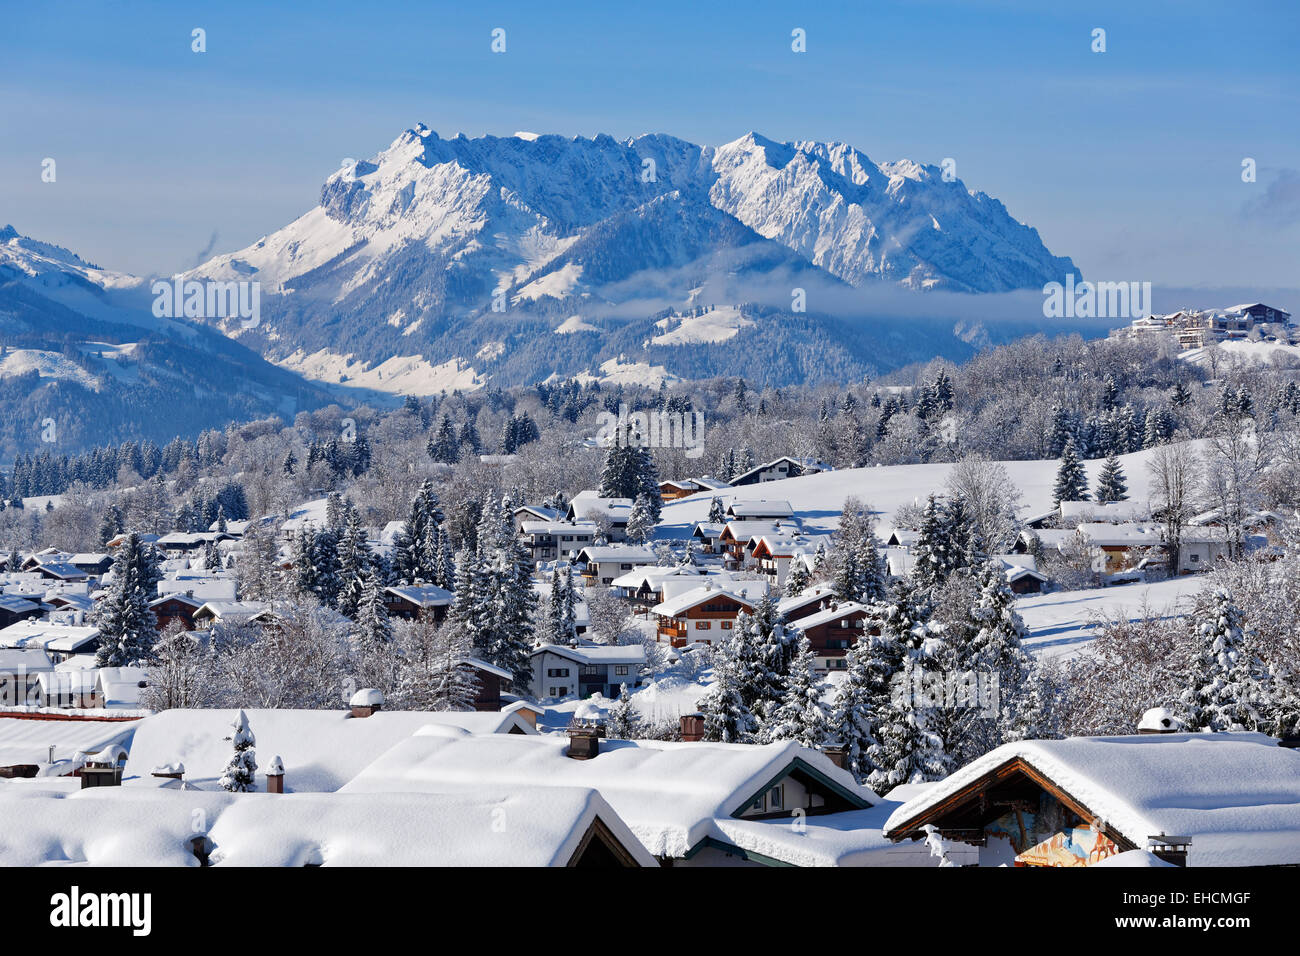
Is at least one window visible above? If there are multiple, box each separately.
[614,665,629,676]
[547,668,571,678]
[720,621,733,629]
[768,785,784,810]
[1189,553,1200,563]
[695,621,711,629]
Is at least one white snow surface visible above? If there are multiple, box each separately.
[1018,577,1202,660]
[341,730,877,860]
[124,709,535,792]
[650,305,754,345]
[277,348,482,396]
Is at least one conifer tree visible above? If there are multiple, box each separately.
[1052,438,1090,505]
[762,633,828,749]
[607,682,639,739]
[352,571,396,691]
[784,560,811,596]
[708,496,726,526]
[1095,453,1129,502]
[625,494,656,543]
[93,532,162,667]
[219,710,258,793]
[1182,588,1271,732]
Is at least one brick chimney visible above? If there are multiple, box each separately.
[349,688,383,718]
[566,721,604,760]
[680,712,705,742]
[1147,834,1191,867]
[266,755,285,794]
[1137,707,1179,734]
[823,746,846,769]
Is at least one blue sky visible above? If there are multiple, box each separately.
[2,0,1297,292]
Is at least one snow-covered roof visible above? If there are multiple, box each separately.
[726,499,795,518]
[0,786,656,867]
[348,688,384,708]
[124,708,537,792]
[341,731,875,859]
[0,621,100,653]
[384,584,454,606]
[0,715,139,769]
[650,580,766,617]
[795,601,870,630]
[530,643,645,667]
[576,545,657,565]
[1059,500,1151,523]
[884,733,1300,866]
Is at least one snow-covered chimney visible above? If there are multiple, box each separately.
[266,755,285,793]
[566,722,603,760]
[150,762,184,782]
[1147,834,1191,867]
[349,688,383,718]
[823,746,846,769]
[680,712,705,742]
[1137,707,1179,734]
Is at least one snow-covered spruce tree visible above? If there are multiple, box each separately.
[427,413,460,464]
[1182,587,1271,732]
[393,480,442,584]
[336,505,373,619]
[867,644,953,795]
[762,632,828,749]
[909,495,960,598]
[391,616,480,711]
[828,628,896,783]
[784,560,811,596]
[219,709,258,793]
[542,564,579,646]
[236,521,282,602]
[351,571,396,692]
[708,495,726,526]
[702,632,758,743]
[473,548,536,688]
[625,493,656,544]
[1095,453,1129,503]
[856,534,888,604]
[965,557,1035,756]
[607,682,639,739]
[1052,438,1090,505]
[93,531,162,667]
[1004,659,1067,743]
[734,591,795,723]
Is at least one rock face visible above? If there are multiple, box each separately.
[180,126,1078,389]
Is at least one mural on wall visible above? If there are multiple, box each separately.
[1014,827,1120,867]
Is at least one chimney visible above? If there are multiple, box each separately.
[349,687,383,718]
[680,712,705,742]
[266,755,285,793]
[1137,707,1179,734]
[150,762,185,782]
[1147,834,1191,867]
[823,746,846,769]
[566,721,604,760]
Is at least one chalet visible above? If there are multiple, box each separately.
[566,491,633,541]
[69,553,113,576]
[575,545,657,586]
[381,584,453,622]
[717,519,800,567]
[1076,522,1236,575]
[518,519,598,567]
[529,643,645,700]
[884,728,1300,867]
[729,456,830,486]
[776,585,838,623]
[192,601,270,630]
[797,601,874,671]
[881,528,920,548]
[0,595,43,630]
[657,476,729,502]
[691,522,726,554]
[725,499,795,521]
[1000,557,1049,594]
[0,621,100,662]
[461,657,513,710]
[512,504,564,530]
[158,575,238,604]
[748,532,833,587]
[502,699,546,731]
[0,648,55,707]
[340,729,943,866]
[105,532,161,550]
[34,668,98,709]
[609,565,707,612]
[20,555,88,583]
[650,580,762,647]
[155,532,213,555]
[149,592,204,631]
[95,666,150,709]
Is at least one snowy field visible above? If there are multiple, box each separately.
[1017,576,1203,661]
[655,443,1188,538]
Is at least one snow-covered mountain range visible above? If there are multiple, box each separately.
[183,126,1079,392]
[0,225,336,456]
